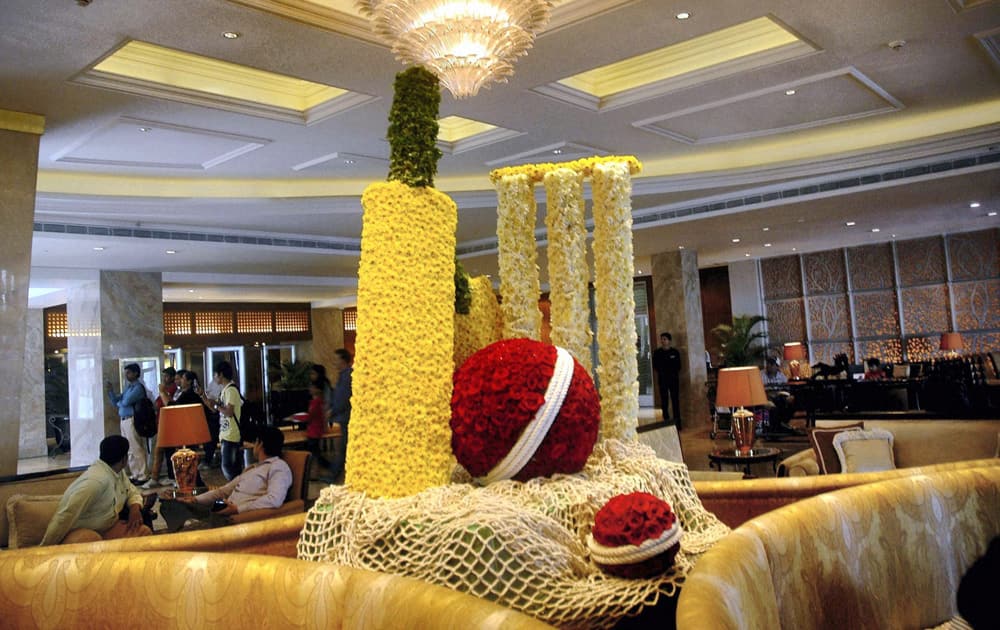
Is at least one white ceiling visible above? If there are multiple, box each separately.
[4,0,999,308]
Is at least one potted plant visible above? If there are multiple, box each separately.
[711,314,768,367]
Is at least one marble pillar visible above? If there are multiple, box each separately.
[18,310,47,459]
[728,260,764,318]
[67,271,163,466]
[307,307,345,365]
[0,114,43,476]
[651,250,709,431]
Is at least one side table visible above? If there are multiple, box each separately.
[708,447,782,478]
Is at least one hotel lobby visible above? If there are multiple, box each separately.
[1,0,999,627]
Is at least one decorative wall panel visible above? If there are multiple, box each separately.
[804,250,846,295]
[761,256,802,300]
[811,341,854,365]
[897,236,946,287]
[852,291,900,337]
[964,331,1000,354]
[848,243,895,291]
[901,285,950,334]
[807,295,850,341]
[857,338,902,363]
[953,280,1000,331]
[948,229,1000,281]
[905,335,937,362]
[765,298,806,344]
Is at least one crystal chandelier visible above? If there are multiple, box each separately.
[358,0,552,99]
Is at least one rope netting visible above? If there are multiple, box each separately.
[298,439,729,628]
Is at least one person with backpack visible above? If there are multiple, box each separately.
[199,360,243,480]
[105,363,149,484]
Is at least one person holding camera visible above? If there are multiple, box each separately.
[157,426,291,531]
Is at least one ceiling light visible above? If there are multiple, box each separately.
[222,31,240,39]
[970,202,981,208]
[358,0,552,98]
[764,243,772,247]
[762,227,770,232]
[887,39,905,50]
[731,238,741,243]
[678,245,685,250]
[552,149,563,155]
[845,221,856,226]
[989,211,998,217]
[165,250,177,254]
[188,289,195,293]
[792,247,797,251]
[871,228,880,233]
[675,11,691,19]
[137,127,151,132]
[92,246,105,251]
[343,159,355,164]
[784,89,796,96]
[744,252,751,257]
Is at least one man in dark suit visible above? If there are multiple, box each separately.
[652,332,682,428]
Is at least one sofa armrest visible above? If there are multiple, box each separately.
[778,449,819,477]
[226,499,304,525]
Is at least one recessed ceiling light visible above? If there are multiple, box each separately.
[784,89,796,96]
[675,11,691,19]
[222,31,240,39]
[552,149,563,155]
[343,159,355,164]
[636,269,642,274]
[970,202,981,208]
[762,227,770,232]
[678,245,685,250]
[891,234,897,238]
[188,289,196,293]
[731,238,741,243]
[792,247,797,251]
[165,249,176,254]
[764,243,772,247]
[871,228,880,233]
[845,221,856,226]
[137,127,150,132]
[989,211,998,217]
[92,246,105,251]
[744,252,751,257]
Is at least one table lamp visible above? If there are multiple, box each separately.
[715,367,770,455]
[940,332,963,358]
[783,342,806,379]
[156,403,211,496]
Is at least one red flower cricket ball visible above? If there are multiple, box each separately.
[450,338,600,482]
[588,492,682,578]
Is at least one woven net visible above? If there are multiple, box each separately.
[298,439,729,628]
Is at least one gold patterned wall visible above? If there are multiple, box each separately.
[760,228,999,363]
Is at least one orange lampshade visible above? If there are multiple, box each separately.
[157,403,210,447]
[715,366,770,408]
[939,332,963,351]
[783,342,805,361]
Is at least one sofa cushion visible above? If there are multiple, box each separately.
[834,429,896,474]
[6,494,61,549]
[809,423,864,474]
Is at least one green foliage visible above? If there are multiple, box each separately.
[454,257,472,315]
[275,359,314,390]
[387,66,442,188]
[712,314,768,367]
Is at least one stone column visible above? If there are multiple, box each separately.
[18,310,47,459]
[67,271,163,466]
[0,111,43,476]
[305,307,344,365]
[651,249,709,431]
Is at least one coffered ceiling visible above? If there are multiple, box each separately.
[3,0,998,308]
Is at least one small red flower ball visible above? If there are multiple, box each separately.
[588,492,683,578]
[450,338,600,482]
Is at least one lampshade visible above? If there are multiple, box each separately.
[783,342,805,361]
[157,403,210,447]
[940,332,963,351]
[715,367,769,408]
[357,0,552,98]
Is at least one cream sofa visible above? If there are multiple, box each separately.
[0,470,81,549]
[678,464,1000,629]
[779,419,1000,477]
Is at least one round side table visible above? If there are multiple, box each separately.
[707,447,782,478]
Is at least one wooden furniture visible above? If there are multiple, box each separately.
[708,447,782,478]
[279,424,342,451]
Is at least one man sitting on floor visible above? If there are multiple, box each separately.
[158,426,292,531]
[40,435,153,545]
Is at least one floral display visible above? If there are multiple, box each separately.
[543,168,592,372]
[591,161,639,441]
[450,338,600,482]
[490,155,642,185]
[496,173,542,340]
[588,491,683,579]
[454,275,503,368]
[348,182,457,498]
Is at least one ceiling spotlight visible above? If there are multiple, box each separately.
[343,159,355,164]
[762,227,770,232]
[678,245,685,250]
[764,243,772,247]
[675,11,691,19]
[188,289,196,293]
[744,253,751,257]
[845,221,856,226]
[165,250,177,254]
[92,246,105,251]
[138,127,151,132]
[222,31,241,39]
[871,228,881,233]
[887,39,906,51]
[784,89,796,96]
[552,149,563,155]
[792,247,797,252]
[989,211,998,217]
[970,202,981,208]
[731,238,741,243]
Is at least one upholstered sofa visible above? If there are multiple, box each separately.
[677,464,1000,629]
[0,550,552,629]
[779,419,1000,477]
[0,470,81,549]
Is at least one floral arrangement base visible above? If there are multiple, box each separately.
[298,439,730,629]
[589,492,683,579]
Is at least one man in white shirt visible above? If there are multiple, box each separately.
[41,436,152,545]
[158,426,292,531]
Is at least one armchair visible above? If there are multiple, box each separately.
[226,449,311,525]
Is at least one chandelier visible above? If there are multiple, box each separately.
[358,0,552,99]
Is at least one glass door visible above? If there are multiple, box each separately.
[206,346,246,394]
[635,279,654,409]
[163,348,182,370]
[261,344,296,422]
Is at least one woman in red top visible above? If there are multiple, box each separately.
[305,382,331,470]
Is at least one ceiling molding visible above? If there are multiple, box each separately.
[484,141,609,167]
[0,109,45,135]
[975,27,1000,69]
[291,151,387,172]
[224,0,381,44]
[437,126,525,155]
